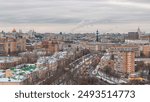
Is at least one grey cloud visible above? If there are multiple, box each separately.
[0,0,150,32]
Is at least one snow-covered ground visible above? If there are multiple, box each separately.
[37,51,67,65]
[70,54,93,72]
[93,70,128,84]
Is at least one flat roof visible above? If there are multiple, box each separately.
[0,64,47,83]
[0,72,5,76]
[0,78,22,83]
[0,56,21,63]
[135,58,150,61]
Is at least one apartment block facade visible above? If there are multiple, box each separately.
[0,37,26,56]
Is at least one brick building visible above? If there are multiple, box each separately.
[109,45,136,74]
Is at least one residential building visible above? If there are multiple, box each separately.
[109,45,136,74]
[0,37,26,56]
[127,32,139,40]
[0,64,47,85]
[122,51,135,74]
[143,45,150,57]
[0,57,22,69]
[41,40,60,54]
[100,53,114,69]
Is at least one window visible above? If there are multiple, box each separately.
[8,43,10,47]
[0,44,4,51]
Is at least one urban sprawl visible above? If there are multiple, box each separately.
[0,28,150,85]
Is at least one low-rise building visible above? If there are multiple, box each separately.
[0,64,48,85]
[0,37,26,56]
[100,53,114,69]
[0,57,22,70]
[135,58,150,65]
[36,51,67,71]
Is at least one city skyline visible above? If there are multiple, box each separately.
[0,0,150,33]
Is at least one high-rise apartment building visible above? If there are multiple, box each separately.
[110,45,136,74]
[114,51,135,74]
[122,51,135,74]
[143,45,150,57]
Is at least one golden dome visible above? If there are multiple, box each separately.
[12,28,16,32]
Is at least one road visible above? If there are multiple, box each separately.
[49,53,109,85]
[92,69,128,85]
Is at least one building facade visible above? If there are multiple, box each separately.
[128,32,139,40]
[142,45,150,57]
[0,37,26,56]
[109,45,136,74]
[122,51,135,74]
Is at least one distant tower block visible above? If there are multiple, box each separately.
[96,30,99,42]
[137,27,141,34]
[19,29,22,33]
[137,27,143,38]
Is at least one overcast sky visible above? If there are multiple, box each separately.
[0,0,150,33]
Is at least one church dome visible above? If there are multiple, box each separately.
[12,28,16,32]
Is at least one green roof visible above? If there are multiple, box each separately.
[11,65,36,74]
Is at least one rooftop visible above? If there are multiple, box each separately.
[0,56,21,63]
[0,78,22,83]
[37,51,67,64]
[0,64,46,83]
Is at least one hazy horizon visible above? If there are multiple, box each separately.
[0,0,150,33]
